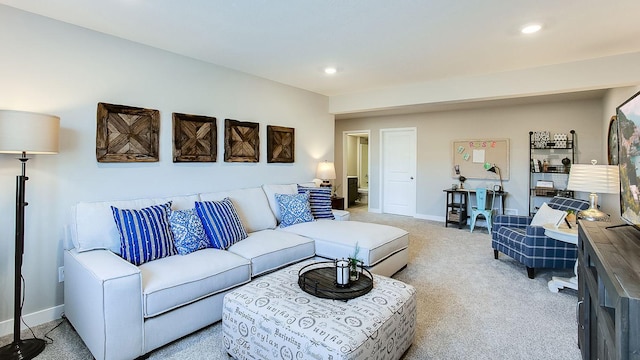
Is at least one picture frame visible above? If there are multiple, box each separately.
[224,119,259,162]
[266,125,294,163]
[172,113,217,162]
[607,115,618,165]
[96,102,160,162]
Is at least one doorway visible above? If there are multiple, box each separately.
[342,130,370,210]
[380,128,416,216]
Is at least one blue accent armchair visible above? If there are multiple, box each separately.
[491,196,590,279]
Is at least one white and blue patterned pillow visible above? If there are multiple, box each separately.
[297,186,335,220]
[169,208,210,255]
[275,192,314,227]
[195,198,248,249]
[111,202,177,265]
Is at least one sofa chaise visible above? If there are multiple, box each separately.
[63,183,409,360]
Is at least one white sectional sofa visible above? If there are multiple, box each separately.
[63,183,409,360]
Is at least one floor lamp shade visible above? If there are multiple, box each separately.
[0,110,59,360]
[0,110,60,154]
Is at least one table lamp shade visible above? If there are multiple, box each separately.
[316,161,336,180]
[567,163,619,194]
[0,110,60,154]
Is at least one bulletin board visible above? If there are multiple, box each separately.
[452,139,510,180]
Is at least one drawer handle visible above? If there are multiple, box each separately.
[576,300,584,328]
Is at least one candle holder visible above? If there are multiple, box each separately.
[335,259,350,288]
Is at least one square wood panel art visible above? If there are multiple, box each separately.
[173,113,217,162]
[224,119,259,162]
[267,125,294,163]
[96,102,160,162]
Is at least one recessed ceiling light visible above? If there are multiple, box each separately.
[324,67,337,75]
[521,24,542,34]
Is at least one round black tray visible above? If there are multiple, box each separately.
[298,261,373,300]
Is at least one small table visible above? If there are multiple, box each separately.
[331,196,344,210]
[544,223,578,293]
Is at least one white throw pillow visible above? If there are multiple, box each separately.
[530,202,567,227]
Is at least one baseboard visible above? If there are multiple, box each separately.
[0,304,65,337]
[415,213,444,222]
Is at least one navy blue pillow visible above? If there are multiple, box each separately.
[298,186,335,220]
[195,198,248,249]
[111,202,177,265]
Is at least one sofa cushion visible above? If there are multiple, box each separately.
[195,198,248,250]
[279,220,409,267]
[200,187,276,232]
[298,185,335,220]
[70,194,200,253]
[275,192,314,227]
[111,202,177,265]
[262,183,298,223]
[169,209,210,255]
[138,248,251,318]
[227,230,315,276]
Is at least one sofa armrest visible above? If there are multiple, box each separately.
[332,209,350,221]
[64,249,144,360]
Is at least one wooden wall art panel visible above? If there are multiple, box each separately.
[224,119,259,162]
[267,125,294,163]
[172,113,217,162]
[96,102,160,162]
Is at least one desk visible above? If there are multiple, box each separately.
[443,189,508,228]
[544,223,578,293]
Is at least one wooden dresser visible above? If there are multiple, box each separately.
[577,220,640,360]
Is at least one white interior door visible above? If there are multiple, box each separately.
[381,128,416,216]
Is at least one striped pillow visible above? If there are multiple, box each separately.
[298,186,335,220]
[195,198,248,249]
[111,202,177,265]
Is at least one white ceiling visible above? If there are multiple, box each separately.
[2,0,640,97]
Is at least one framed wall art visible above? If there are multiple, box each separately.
[172,113,217,162]
[224,119,259,162]
[96,102,160,162]
[267,125,294,163]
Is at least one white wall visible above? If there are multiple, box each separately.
[0,5,332,331]
[335,97,604,218]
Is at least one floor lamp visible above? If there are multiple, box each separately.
[0,110,60,360]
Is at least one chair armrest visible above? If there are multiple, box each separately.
[493,215,532,229]
[64,249,143,360]
[526,224,548,237]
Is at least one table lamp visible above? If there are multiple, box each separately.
[566,160,619,221]
[487,164,503,192]
[0,110,60,360]
[316,161,336,187]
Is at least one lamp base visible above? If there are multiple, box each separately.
[320,180,331,187]
[577,207,610,222]
[0,339,45,360]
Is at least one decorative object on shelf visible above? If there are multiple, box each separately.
[266,125,294,163]
[486,164,503,192]
[566,160,619,221]
[96,102,160,162]
[335,259,350,287]
[0,110,60,360]
[172,112,216,162]
[607,115,618,165]
[458,175,466,189]
[562,157,571,173]
[316,160,336,187]
[224,119,259,162]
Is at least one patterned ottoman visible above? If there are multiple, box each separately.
[222,260,416,360]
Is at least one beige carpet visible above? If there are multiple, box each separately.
[1,207,581,359]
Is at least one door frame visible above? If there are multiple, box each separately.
[379,127,417,216]
[342,130,370,211]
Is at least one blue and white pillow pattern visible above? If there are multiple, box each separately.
[297,186,335,220]
[195,198,248,249]
[169,208,210,255]
[275,192,314,227]
[111,202,177,266]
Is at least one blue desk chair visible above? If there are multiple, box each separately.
[469,188,495,233]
